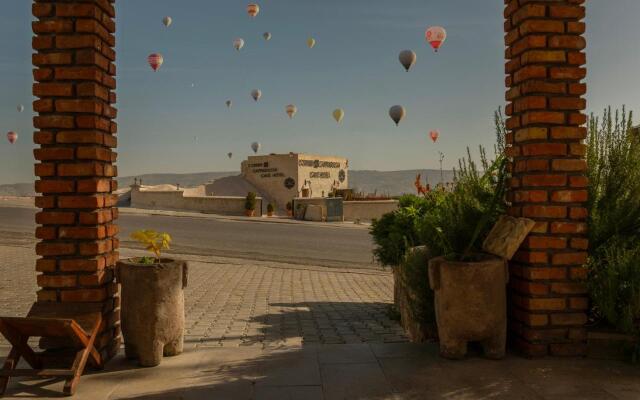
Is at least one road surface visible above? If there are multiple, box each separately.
[0,207,379,269]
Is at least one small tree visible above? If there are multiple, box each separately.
[245,192,257,211]
[267,202,275,213]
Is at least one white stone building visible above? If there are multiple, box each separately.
[239,153,349,210]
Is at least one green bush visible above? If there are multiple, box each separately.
[267,202,275,213]
[588,238,640,334]
[587,107,640,251]
[370,194,440,266]
[245,192,257,211]
[586,107,640,345]
[417,147,507,261]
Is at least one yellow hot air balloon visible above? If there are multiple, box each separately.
[286,104,297,119]
[333,108,344,124]
[307,37,316,49]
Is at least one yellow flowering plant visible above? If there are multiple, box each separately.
[130,230,172,264]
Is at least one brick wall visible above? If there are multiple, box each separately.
[504,0,588,357]
[32,0,120,360]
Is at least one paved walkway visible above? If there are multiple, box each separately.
[0,244,405,348]
[2,342,639,399]
[2,244,640,399]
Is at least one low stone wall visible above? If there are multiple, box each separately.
[343,200,398,222]
[130,187,261,216]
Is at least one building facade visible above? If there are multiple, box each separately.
[241,153,348,209]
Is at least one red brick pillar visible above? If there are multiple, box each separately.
[504,0,588,356]
[32,0,120,360]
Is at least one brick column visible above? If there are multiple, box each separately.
[32,0,120,360]
[504,0,588,357]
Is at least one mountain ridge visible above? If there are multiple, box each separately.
[0,169,455,197]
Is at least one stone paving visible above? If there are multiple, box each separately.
[2,343,640,399]
[2,244,640,399]
[0,244,407,347]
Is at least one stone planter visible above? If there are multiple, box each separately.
[245,209,255,217]
[116,258,188,367]
[393,246,437,342]
[428,254,508,359]
[393,268,437,342]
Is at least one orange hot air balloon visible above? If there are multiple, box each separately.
[7,131,18,144]
[425,26,447,52]
[247,3,260,18]
[429,130,439,143]
[148,53,164,71]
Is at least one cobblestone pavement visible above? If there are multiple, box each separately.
[0,244,406,348]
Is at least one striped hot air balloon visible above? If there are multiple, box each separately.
[148,53,164,71]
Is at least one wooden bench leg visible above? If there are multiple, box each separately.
[63,320,101,396]
[0,347,20,395]
[63,349,84,396]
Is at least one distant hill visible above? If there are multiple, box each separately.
[350,169,455,196]
[0,169,454,197]
[117,171,238,188]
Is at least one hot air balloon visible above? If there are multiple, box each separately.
[251,89,262,102]
[233,38,245,51]
[247,3,260,18]
[228,152,233,159]
[263,32,272,41]
[251,141,261,154]
[398,50,417,72]
[425,26,447,52]
[148,53,164,71]
[163,16,172,27]
[307,37,316,49]
[286,104,297,119]
[6,131,17,144]
[17,104,24,113]
[226,100,233,109]
[389,105,406,126]
[333,108,344,124]
[429,130,440,143]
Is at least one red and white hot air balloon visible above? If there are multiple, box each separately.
[247,3,260,18]
[148,53,164,72]
[429,130,439,143]
[425,26,447,52]
[7,131,18,144]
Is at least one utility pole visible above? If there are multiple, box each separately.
[438,151,445,185]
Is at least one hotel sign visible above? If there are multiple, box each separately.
[299,159,341,169]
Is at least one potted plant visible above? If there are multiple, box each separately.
[286,201,293,217]
[245,191,257,217]
[267,202,275,217]
[419,148,516,359]
[116,230,188,367]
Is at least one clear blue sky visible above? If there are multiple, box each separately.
[1,0,639,184]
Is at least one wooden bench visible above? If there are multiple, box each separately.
[0,303,103,396]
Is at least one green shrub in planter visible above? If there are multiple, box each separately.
[417,147,507,261]
[245,192,257,211]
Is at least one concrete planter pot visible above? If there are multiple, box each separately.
[393,246,438,343]
[116,258,188,367]
[428,254,508,359]
[244,209,255,217]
